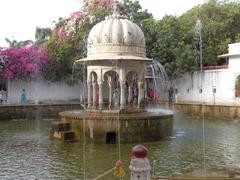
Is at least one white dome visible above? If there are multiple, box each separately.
[85,14,148,61]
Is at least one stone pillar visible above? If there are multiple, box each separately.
[120,81,126,109]
[128,85,132,104]
[92,82,97,108]
[138,81,144,108]
[98,81,103,109]
[129,145,151,180]
[87,81,92,108]
[108,79,113,109]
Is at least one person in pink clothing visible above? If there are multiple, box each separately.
[149,88,154,100]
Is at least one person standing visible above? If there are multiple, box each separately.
[0,89,3,105]
[20,89,27,105]
[149,88,154,100]
[168,87,173,102]
[2,88,7,104]
[113,88,120,108]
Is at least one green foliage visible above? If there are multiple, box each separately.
[177,0,240,68]
[43,36,76,81]
[5,38,33,48]
[43,0,240,82]
[151,0,240,78]
[119,0,152,23]
[235,83,240,91]
[35,27,52,45]
[236,33,240,42]
[44,2,111,83]
[44,0,151,83]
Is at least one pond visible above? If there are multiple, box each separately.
[1,110,240,179]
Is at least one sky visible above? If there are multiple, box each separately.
[0,0,205,47]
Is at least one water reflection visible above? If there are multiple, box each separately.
[0,112,240,179]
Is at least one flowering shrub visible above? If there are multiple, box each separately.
[42,0,114,82]
[84,0,114,10]
[53,10,88,42]
[53,0,114,42]
[0,45,48,80]
[0,0,147,82]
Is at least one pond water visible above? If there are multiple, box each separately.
[1,110,240,179]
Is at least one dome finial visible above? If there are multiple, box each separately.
[112,0,120,17]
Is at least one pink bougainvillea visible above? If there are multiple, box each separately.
[0,45,48,80]
[53,0,114,42]
[53,10,88,42]
[84,0,114,9]
[98,0,115,8]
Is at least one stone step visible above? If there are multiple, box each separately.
[51,122,71,132]
[53,131,75,142]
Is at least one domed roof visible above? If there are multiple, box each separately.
[77,4,151,62]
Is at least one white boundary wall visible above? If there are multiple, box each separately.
[174,69,237,104]
[174,43,240,105]
[7,80,85,103]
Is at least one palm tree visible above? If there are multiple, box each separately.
[17,40,34,47]
[35,27,52,45]
[5,38,33,48]
[5,38,18,48]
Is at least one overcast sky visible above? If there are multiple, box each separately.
[0,0,205,47]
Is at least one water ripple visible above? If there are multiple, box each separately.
[0,114,240,178]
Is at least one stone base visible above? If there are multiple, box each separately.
[50,122,75,142]
[86,108,146,114]
[58,109,173,143]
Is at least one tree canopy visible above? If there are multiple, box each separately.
[49,0,240,79]
[157,0,240,77]
[1,0,240,82]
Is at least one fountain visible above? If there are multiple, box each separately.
[145,59,171,102]
[51,2,173,143]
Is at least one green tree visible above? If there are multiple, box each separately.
[44,0,155,82]
[179,0,240,67]
[154,0,240,77]
[119,0,157,58]
[5,38,33,48]
[43,0,240,82]
[35,27,52,45]
[119,0,152,23]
